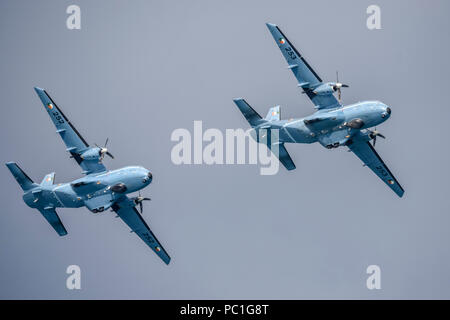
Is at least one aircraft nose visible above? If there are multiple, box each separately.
[381,106,391,118]
[142,171,152,184]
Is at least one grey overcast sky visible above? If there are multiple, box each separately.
[1,0,449,299]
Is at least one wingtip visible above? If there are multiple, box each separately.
[5,162,17,170]
[34,87,46,98]
[164,256,171,265]
[233,97,244,102]
[266,22,277,28]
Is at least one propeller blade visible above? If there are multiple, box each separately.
[94,138,114,160]
[106,151,114,159]
[134,191,151,214]
[370,128,386,146]
[335,71,349,103]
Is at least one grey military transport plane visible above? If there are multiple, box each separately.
[234,23,404,197]
[6,87,171,264]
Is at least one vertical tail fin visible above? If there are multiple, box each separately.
[5,162,37,191]
[40,172,55,186]
[265,106,281,121]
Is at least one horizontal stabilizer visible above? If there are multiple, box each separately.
[268,142,296,171]
[233,98,265,127]
[37,207,68,236]
[5,162,37,191]
[265,106,280,121]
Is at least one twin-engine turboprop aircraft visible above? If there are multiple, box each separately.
[5,23,403,268]
[234,23,404,197]
[6,87,171,264]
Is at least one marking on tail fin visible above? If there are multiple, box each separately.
[41,172,55,186]
[265,106,281,121]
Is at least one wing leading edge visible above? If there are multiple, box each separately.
[348,139,404,197]
[112,196,171,265]
[265,23,340,110]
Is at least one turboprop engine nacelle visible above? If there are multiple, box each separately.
[313,83,335,95]
[80,147,102,160]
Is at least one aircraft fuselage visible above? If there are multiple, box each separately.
[23,166,152,213]
[255,100,391,147]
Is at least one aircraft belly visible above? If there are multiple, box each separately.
[283,125,316,143]
[317,129,350,147]
[37,190,63,208]
[84,193,114,212]
[53,185,83,208]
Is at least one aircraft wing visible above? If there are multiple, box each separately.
[266,23,340,110]
[348,138,404,197]
[112,196,171,265]
[34,87,107,175]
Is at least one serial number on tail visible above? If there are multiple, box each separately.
[52,111,65,124]
[285,47,297,60]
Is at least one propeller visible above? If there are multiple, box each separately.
[134,191,151,214]
[369,128,386,146]
[333,71,349,103]
[95,138,114,160]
